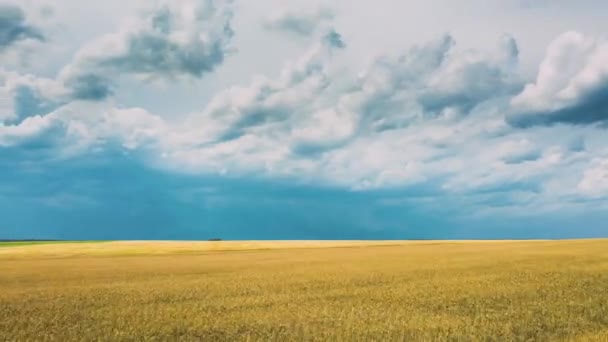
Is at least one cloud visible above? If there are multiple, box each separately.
[2,32,529,194]
[0,4,44,50]
[1,23,604,216]
[3,2,608,239]
[508,31,608,127]
[94,0,234,79]
[64,73,113,101]
[498,34,520,66]
[263,7,334,38]
[0,101,166,155]
[567,135,586,152]
[338,34,521,134]
[0,70,66,122]
[177,31,347,148]
[498,139,542,164]
[578,158,608,198]
[323,29,345,49]
[12,85,59,119]
[59,0,235,101]
[0,113,60,148]
[419,35,521,117]
[149,34,531,191]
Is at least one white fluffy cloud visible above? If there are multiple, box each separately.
[578,158,608,198]
[0,101,167,164]
[509,31,608,127]
[0,69,66,122]
[56,0,235,101]
[0,114,56,147]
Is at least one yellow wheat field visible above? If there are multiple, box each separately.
[1,240,607,341]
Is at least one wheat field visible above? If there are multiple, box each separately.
[1,240,607,341]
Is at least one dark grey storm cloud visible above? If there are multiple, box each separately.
[0,4,44,50]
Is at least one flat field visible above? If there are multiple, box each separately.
[1,240,607,341]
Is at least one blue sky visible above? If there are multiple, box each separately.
[1,0,608,240]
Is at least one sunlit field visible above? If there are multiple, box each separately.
[1,240,607,341]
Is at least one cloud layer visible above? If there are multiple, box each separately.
[2,0,608,239]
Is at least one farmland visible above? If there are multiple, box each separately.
[1,240,607,341]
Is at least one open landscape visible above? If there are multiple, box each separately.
[1,240,607,341]
[3,0,608,341]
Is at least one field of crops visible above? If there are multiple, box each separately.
[1,240,607,341]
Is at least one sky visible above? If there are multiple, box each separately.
[1,0,608,240]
